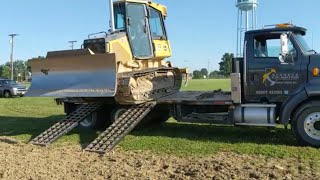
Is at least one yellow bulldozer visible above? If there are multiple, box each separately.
[27,0,182,104]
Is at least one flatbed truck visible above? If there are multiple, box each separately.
[26,0,320,153]
[41,24,320,153]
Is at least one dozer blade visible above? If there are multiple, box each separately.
[26,50,117,97]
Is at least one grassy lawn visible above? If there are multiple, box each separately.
[181,79,230,91]
[0,79,319,167]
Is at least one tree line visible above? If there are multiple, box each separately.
[0,56,45,81]
[0,60,30,82]
[192,53,234,79]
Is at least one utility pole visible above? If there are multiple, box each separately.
[207,59,211,75]
[9,34,18,80]
[68,40,77,50]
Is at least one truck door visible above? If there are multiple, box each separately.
[246,33,303,103]
[126,3,154,59]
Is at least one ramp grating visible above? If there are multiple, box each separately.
[85,102,156,154]
[30,103,102,146]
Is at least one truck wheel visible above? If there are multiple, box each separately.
[145,105,170,125]
[110,105,170,127]
[79,105,113,130]
[64,103,112,130]
[292,104,320,147]
[79,112,98,129]
[3,91,11,98]
[110,106,129,123]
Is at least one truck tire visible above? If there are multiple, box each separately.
[81,105,113,130]
[110,106,130,123]
[144,105,170,125]
[110,104,170,127]
[64,103,112,130]
[292,103,320,147]
[3,91,11,98]
[79,112,99,129]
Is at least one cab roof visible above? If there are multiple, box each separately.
[114,0,168,16]
[246,26,307,36]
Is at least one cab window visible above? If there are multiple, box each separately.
[253,34,296,63]
[149,8,166,39]
[114,3,126,31]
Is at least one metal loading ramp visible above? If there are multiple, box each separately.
[30,103,102,146]
[85,102,157,154]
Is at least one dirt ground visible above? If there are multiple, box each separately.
[0,137,318,180]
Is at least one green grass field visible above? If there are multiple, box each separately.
[181,79,231,91]
[0,79,319,167]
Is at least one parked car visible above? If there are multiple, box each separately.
[0,79,28,98]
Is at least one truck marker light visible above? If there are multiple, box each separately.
[313,68,319,77]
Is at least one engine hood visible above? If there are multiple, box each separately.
[10,84,27,89]
[305,53,320,96]
[309,54,320,69]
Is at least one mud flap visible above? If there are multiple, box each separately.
[26,52,117,97]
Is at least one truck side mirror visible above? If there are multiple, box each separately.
[280,34,289,55]
[279,33,289,63]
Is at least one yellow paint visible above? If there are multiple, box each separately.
[107,36,133,65]
[179,68,189,74]
[153,40,171,59]
[262,68,277,84]
[105,1,171,73]
[116,0,168,16]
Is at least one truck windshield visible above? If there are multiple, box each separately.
[295,34,314,53]
[114,3,126,31]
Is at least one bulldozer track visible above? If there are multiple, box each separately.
[30,103,102,146]
[116,67,182,104]
[85,102,157,154]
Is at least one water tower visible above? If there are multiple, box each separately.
[236,0,258,57]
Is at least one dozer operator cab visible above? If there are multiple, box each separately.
[112,1,170,59]
[233,24,317,104]
[82,0,171,60]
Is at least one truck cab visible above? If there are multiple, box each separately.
[232,24,320,146]
[236,25,315,103]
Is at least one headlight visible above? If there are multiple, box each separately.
[13,88,18,91]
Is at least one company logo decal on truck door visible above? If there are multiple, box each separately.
[262,68,299,87]
[263,68,277,86]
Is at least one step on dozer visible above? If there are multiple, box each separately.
[85,102,157,154]
[26,49,117,97]
[30,103,102,146]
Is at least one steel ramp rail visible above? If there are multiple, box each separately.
[30,103,102,146]
[85,102,157,154]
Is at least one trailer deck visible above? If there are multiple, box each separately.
[157,90,233,105]
[55,90,233,106]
